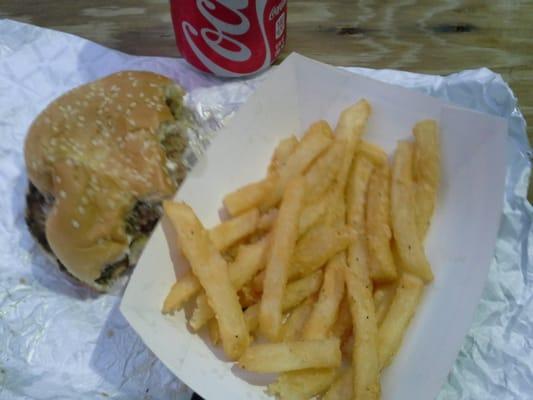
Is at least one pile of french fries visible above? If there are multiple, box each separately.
[162,99,441,399]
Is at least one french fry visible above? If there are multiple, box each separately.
[163,202,249,360]
[268,368,338,400]
[268,135,299,176]
[324,99,372,225]
[280,300,314,341]
[357,140,389,166]
[302,254,345,340]
[238,338,341,373]
[335,99,372,142]
[190,236,270,330]
[346,156,375,288]
[231,236,271,288]
[347,156,374,232]
[190,294,213,331]
[413,120,441,239]
[209,208,259,251]
[304,139,344,202]
[298,192,330,235]
[245,269,324,334]
[260,176,305,340]
[162,273,201,314]
[244,304,260,334]
[344,266,380,399]
[391,142,433,282]
[379,273,424,369]
[257,208,278,231]
[331,294,352,339]
[366,164,398,282]
[260,121,333,210]
[290,224,353,279]
[208,318,220,345]
[323,186,347,228]
[323,367,353,400]
[282,269,324,310]
[374,282,397,326]
[223,177,275,217]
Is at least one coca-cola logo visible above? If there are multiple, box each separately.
[180,0,272,77]
[269,0,287,21]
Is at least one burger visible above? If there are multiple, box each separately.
[24,71,189,291]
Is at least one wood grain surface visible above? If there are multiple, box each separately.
[2,0,531,195]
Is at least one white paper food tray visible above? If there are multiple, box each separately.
[120,53,507,400]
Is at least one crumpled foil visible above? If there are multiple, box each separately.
[0,19,531,400]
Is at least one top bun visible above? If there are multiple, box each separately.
[24,71,186,290]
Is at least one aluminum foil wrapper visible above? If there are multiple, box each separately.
[0,20,531,400]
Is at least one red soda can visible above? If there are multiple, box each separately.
[170,0,288,77]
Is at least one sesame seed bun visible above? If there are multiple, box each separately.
[24,71,188,291]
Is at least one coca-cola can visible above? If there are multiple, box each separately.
[170,0,288,77]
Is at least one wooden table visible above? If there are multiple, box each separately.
[2,1,531,200]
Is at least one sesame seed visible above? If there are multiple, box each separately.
[81,196,88,205]
[66,159,73,166]
[59,190,67,199]
[126,93,133,98]
[71,220,80,229]
[77,206,85,214]
[130,102,137,108]
[55,176,62,184]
